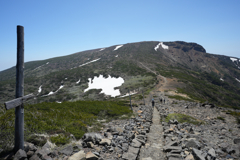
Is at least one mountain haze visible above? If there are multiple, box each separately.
[0,41,240,108]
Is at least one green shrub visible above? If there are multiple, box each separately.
[165,113,204,125]
[50,134,70,146]
[217,116,225,121]
[26,135,47,147]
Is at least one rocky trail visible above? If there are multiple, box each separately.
[139,106,165,160]
[3,90,240,160]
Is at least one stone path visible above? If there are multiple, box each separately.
[139,105,166,160]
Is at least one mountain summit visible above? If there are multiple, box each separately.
[0,41,240,108]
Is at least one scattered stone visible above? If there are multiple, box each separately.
[86,151,98,160]
[60,145,73,156]
[130,139,142,148]
[192,148,206,160]
[68,150,86,160]
[14,149,27,160]
[233,138,240,144]
[185,139,201,149]
[99,138,111,146]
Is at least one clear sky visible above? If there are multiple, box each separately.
[0,0,240,71]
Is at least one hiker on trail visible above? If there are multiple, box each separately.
[152,99,155,108]
[160,98,162,103]
[163,99,165,104]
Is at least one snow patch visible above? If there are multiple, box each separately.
[79,58,101,67]
[114,45,123,51]
[220,78,224,81]
[56,101,62,103]
[236,78,240,83]
[230,58,238,62]
[42,85,64,97]
[76,79,81,84]
[154,43,161,51]
[46,62,49,64]
[99,48,105,51]
[154,42,168,51]
[84,75,124,97]
[38,85,42,93]
[115,55,118,57]
[120,91,138,98]
[161,42,169,49]
[65,78,67,80]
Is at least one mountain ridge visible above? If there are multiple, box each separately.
[0,41,240,109]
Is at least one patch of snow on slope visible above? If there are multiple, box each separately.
[79,58,101,67]
[84,75,124,97]
[115,55,118,57]
[99,48,105,51]
[46,62,49,64]
[47,91,54,96]
[120,91,138,98]
[236,78,240,83]
[230,58,238,62]
[220,78,224,81]
[76,79,81,84]
[154,42,169,51]
[160,42,169,49]
[154,43,161,51]
[114,45,123,51]
[42,85,64,97]
[38,85,42,93]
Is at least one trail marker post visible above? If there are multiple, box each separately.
[128,89,133,111]
[3,26,34,152]
[142,90,145,105]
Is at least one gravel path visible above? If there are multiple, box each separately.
[139,105,166,160]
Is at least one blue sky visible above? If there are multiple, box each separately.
[0,0,240,71]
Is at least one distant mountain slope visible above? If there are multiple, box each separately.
[0,41,240,108]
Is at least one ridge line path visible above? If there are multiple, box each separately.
[138,62,167,90]
[139,103,166,160]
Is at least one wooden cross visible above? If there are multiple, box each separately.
[3,25,35,152]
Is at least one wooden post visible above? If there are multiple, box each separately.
[142,90,145,105]
[128,89,133,111]
[15,25,24,151]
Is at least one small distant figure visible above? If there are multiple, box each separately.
[160,98,163,103]
[152,99,155,108]
[163,99,165,104]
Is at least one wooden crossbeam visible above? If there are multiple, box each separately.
[4,93,34,110]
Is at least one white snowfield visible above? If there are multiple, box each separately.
[114,45,123,51]
[220,78,224,81]
[38,85,42,93]
[79,58,101,67]
[99,48,105,51]
[236,78,240,83]
[84,75,124,97]
[154,42,169,51]
[115,55,118,57]
[230,58,238,62]
[42,85,64,97]
[76,79,81,84]
[154,43,160,51]
[120,91,138,98]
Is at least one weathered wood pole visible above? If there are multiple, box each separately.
[128,89,133,111]
[142,90,145,105]
[15,25,24,151]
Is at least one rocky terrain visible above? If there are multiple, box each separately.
[3,90,240,160]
